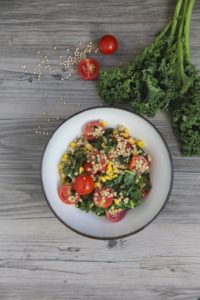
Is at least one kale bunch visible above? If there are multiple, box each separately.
[97,0,200,156]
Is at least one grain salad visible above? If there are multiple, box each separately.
[57,120,152,222]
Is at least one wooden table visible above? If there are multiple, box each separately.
[1,0,200,299]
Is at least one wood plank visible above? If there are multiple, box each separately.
[0,0,200,299]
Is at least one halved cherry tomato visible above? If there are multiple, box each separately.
[83,120,105,141]
[129,155,149,173]
[78,58,100,80]
[83,162,93,173]
[106,210,126,222]
[93,187,114,208]
[73,174,95,195]
[88,150,108,174]
[58,185,80,204]
[99,35,118,55]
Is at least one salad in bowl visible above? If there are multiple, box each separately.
[58,120,152,222]
[41,107,173,239]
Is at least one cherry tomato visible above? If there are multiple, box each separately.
[83,120,105,141]
[129,155,149,173]
[93,187,114,208]
[99,35,118,55]
[83,162,93,173]
[106,210,126,222]
[73,174,95,195]
[142,189,150,198]
[78,58,100,80]
[88,150,108,174]
[58,185,80,204]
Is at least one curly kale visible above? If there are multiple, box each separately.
[97,0,200,156]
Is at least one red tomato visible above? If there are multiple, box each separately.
[88,150,108,174]
[78,58,100,80]
[83,120,105,141]
[99,35,118,55]
[58,185,80,204]
[142,189,150,199]
[129,155,149,173]
[83,162,93,173]
[106,210,126,222]
[73,174,95,195]
[93,187,114,208]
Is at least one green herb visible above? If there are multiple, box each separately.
[76,194,105,216]
[63,147,86,179]
[90,136,104,150]
[104,128,114,136]
[97,0,200,156]
[105,171,143,209]
[116,155,129,165]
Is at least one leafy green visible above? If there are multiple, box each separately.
[90,136,104,150]
[76,194,105,216]
[97,0,200,156]
[171,73,200,155]
[63,147,86,180]
[105,171,144,209]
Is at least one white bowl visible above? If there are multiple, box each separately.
[41,107,173,239]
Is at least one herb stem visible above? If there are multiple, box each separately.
[170,0,183,39]
[177,0,188,82]
[184,0,196,64]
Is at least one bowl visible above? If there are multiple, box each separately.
[41,107,173,239]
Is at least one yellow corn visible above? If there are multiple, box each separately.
[101,143,106,148]
[85,143,93,150]
[95,182,101,188]
[69,141,77,148]
[101,120,107,127]
[114,198,121,205]
[112,174,118,179]
[128,138,136,145]
[58,163,63,171]
[61,153,68,162]
[133,149,139,156]
[137,140,145,148]
[79,167,84,173]
[123,132,129,138]
[100,176,107,182]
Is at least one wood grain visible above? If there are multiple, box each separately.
[0,0,200,299]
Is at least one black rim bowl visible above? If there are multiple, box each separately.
[41,106,174,240]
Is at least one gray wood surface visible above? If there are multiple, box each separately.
[0,0,200,299]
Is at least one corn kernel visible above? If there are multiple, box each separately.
[114,198,121,205]
[79,167,84,173]
[85,143,93,150]
[123,132,129,138]
[128,138,136,145]
[113,174,118,179]
[101,120,107,127]
[61,153,68,162]
[133,149,139,156]
[61,173,65,179]
[100,176,107,182]
[58,163,63,170]
[69,141,77,148]
[95,182,101,188]
[124,128,129,133]
[102,143,106,148]
[137,140,145,148]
